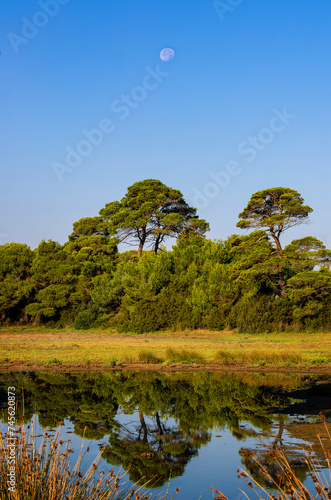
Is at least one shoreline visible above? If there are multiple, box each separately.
[0,361,331,374]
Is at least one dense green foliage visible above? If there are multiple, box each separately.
[237,187,314,294]
[99,179,209,258]
[0,183,330,332]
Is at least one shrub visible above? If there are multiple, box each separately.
[232,295,293,333]
[74,305,99,330]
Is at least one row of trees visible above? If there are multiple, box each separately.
[1,180,330,331]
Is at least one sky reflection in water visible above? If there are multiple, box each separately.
[0,371,330,499]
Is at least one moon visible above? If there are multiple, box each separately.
[160,48,175,62]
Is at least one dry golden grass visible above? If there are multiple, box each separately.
[0,328,330,369]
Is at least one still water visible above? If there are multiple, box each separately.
[0,371,330,499]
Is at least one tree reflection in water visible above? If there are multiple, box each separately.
[0,371,328,489]
[238,382,331,489]
[102,407,210,485]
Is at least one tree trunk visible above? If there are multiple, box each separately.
[271,233,283,258]
[154,236,161,255]
[155,412,163,435]
[138,408,148,442]
[270,233,285,295]
[137,229,147,259]
[272,415,284,448]
[137,241,144,259]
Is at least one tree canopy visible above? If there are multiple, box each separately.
[99,179,209,258]
[237,188,314,294]
[237,188,313,256]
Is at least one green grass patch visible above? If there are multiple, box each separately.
[107,358,122,367]
[138,349,163,364]
[214,350,237,365]
[165,348,205,364]
[214,349,302,366]
[311,357,331,364]
[47,358,62,365]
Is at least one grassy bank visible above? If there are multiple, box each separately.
[0,328,331,371]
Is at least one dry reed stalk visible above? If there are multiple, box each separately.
[212,418,331,500]
[0,420,177,500]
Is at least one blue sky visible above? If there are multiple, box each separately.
[1,0,331,250]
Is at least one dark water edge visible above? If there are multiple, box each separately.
[0,371,330,499]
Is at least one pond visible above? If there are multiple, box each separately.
[0,371,330,499]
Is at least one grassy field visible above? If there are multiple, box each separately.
[0,327,331,371]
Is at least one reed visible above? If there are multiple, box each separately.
[212,418,331,500]
[0,422,176,500]
[1,417,330,499]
